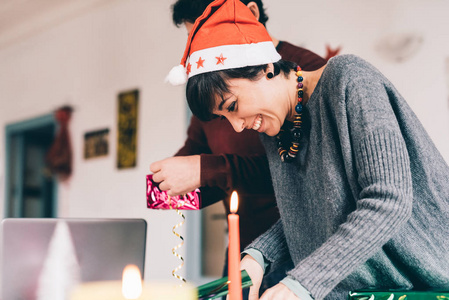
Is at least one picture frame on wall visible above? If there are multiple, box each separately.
[117,89,139,169]
[84,128,110,159]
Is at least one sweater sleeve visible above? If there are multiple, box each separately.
[175,116,228,207]
[289,129,413,299]
[245,219,292,272]
[175,116,274,206]
[201,153,274,195]
[287,62,414,299]
[175,115,211,156]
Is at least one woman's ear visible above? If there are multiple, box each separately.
[246,2,260,21]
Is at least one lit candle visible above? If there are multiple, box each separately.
[70,264,196,300]
[122,265,143,299]
[228,191,242,300]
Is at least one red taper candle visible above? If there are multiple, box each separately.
[228,191,242,300]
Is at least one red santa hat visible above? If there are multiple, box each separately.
[166,0,281,85]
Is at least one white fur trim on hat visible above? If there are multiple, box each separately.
[187,41,281,78]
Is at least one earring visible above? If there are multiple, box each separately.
[267,72,274,79]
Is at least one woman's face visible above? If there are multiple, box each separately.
[212,73,291,136]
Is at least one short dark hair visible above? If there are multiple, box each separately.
[171,0,269,27]
[186,60,295,121]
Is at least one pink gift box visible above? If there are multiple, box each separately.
[146,174,201,210]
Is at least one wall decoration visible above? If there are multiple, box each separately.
[84,129,109,159]
[375,32,424,63]
[117,89,139,169]
[325,44,342,61]
[46,105,73,180]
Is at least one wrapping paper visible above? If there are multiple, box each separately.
[146,174,201,210]
[197,270,252,300]
[348,290,449,300]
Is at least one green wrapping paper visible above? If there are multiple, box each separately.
[348,290,449,300]
[197,269,252,299]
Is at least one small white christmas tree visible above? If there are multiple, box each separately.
[36,221,81,300]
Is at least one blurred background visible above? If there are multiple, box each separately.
[0,0,448,287]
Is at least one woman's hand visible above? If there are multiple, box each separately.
[260,283,300,300]
[240,255,264,300]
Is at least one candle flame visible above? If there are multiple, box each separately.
[122,264,143,299]
[230,191,239,213]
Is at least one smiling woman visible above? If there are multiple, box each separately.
[166,0,449,299]
[186,60,295,134]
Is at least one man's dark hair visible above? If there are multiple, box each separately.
[186,60,295,121]
[171,0,269,27]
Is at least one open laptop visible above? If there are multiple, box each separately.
[1,218,147,300]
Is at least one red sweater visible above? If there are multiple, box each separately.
[176,41,326,249]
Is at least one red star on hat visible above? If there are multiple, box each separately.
[196,57,205,69]
[216,53,227,65]
[186,63,192,75]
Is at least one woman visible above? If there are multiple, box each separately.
[167,0,449,299]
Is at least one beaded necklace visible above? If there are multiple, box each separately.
[276,65,303,163]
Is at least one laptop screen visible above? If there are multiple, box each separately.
[1,218,146,300]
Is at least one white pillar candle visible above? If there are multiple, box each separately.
[70,281,197,300]
[70,265,196,300]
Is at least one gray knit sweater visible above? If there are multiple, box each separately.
[251,54,449,299]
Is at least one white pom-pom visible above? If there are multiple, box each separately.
[165,64,187,85]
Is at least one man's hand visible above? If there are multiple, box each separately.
[260,283,300,300]
[150,155,201,196]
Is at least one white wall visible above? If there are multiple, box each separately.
[1,0,449,285]
[0,0,189,283]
